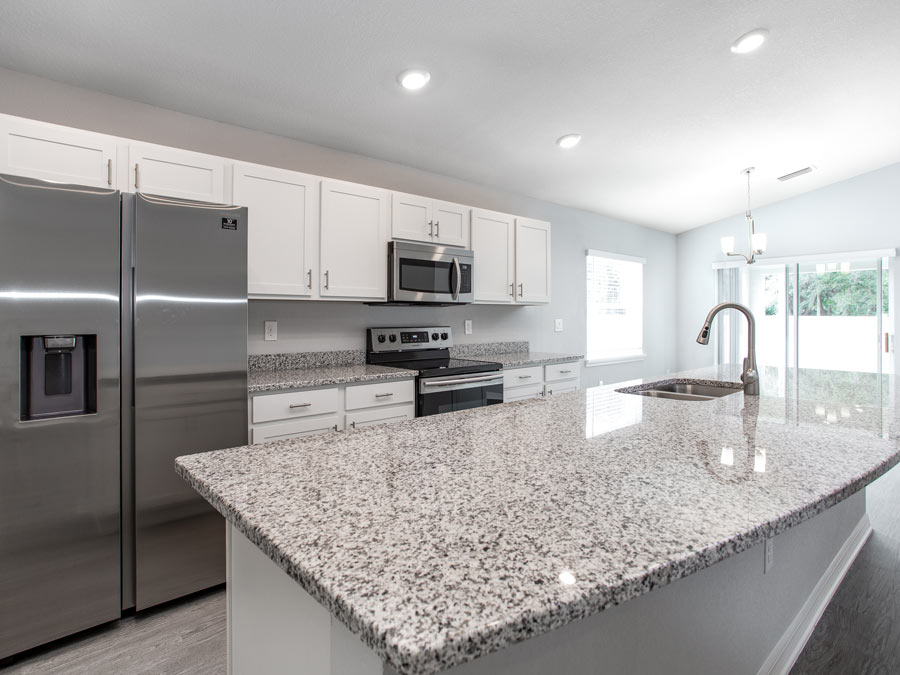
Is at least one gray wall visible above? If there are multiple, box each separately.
[676,162,900,371]
[0,66,677,386]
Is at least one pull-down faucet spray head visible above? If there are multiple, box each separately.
[696,322,712,345]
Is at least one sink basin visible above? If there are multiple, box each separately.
[616,379,742,401]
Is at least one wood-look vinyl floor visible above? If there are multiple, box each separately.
[791,461,900,674]
[2,462,899,675]
[0,587,225,675]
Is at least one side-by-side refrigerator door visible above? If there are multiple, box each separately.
[0,174,121,659]
[131,192,248,610]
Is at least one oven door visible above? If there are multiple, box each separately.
[390,242,474,303]
[417,372,504,417]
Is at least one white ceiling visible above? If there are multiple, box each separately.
[1,0,899,233]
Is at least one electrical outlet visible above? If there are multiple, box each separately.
[264,321,278,341]
[554,319,563,332]
[464,319,473,335]
[764,537,774,573]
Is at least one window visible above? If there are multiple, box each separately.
[586,250,645,364]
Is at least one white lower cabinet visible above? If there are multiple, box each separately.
[346,406,414,429]
[250,379,415,443]
[503,361,582,401]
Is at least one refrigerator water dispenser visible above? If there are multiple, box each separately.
[20,335,97,420]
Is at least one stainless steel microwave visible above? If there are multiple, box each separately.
[388,241,474,304]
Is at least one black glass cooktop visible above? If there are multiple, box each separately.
[388,357,502,378]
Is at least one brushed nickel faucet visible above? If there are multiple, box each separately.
[696,302,759,396]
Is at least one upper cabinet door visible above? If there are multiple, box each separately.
[471,208,515,303]
[320,179,388,300]
[391,192,433,243]
[233,163,318,298]
[515,217,551,304]
[129,142,226,202]
[0,115,117,188]
[432,200,470,248]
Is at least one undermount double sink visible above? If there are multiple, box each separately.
[617,380,743,402]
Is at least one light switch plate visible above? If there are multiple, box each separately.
[464,319,473,335]
[554,319,563,332]
[264,321,277,341]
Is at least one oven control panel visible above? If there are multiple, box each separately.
[368,326,453,352]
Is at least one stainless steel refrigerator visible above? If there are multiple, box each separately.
[0,175,247,659]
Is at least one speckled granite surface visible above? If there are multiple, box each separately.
[450,341,529,358]
[489,351,584,368]
[248,364,413,393]
[177,364,900,675]
[249,349,366,371]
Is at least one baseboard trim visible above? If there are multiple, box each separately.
[758,513,872,675]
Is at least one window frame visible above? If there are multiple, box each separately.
[585,249,646,367]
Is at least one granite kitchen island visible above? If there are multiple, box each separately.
[176,365,900,675]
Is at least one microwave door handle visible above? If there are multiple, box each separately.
[451,257,461,301]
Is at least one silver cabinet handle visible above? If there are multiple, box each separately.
[107,159,113,186]
[307,269,312,289]
[509,283,514,296]
[134,162,140,190]
[333,424,339,431]
[289,403,312,409]
[375,392,394,398]
[518,375,532,379]
[324,270,329,290]
[435,220,440,238]
[559,369,572,374]
[429,220,434,237]
[518,282,524,297]
[350,421,356,429]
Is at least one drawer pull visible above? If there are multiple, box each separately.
[518,375,532,379]
[375,392,394,398]
[289,403,312,409]
[559,369,572,374]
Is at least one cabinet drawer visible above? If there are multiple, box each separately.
[252,388,340,424]
[251,415,341,443]
[503,366,543,389]
[345,379,414,411]
[545,362,581,383]
[504,383,544,402]
[346,404,415,429]
[545,382,579,397]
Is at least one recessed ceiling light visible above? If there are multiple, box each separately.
[556,134,582,149]
[398,69,431,91]
[730,29,769,54]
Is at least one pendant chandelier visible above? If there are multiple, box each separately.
[720,167,767,264]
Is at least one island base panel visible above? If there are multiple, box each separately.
[228,491,867,675]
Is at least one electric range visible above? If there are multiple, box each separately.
[366,326,504,417]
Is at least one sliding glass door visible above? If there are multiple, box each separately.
[716,253,894,375]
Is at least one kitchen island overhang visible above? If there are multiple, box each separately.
[176,365,900,675]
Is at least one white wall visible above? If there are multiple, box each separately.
[676,162,900,371]
[0,67,677,386]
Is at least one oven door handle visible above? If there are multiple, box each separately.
[423,374,503,387]
[450,256,461,301]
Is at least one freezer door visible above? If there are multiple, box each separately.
[0,174,121,659]
[132,192,248,610]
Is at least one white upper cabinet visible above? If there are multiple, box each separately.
[391,192,469,248]
[129,142,226,202]
[0,115,117,188]
[233,162,319,298]
[320,179,388,300]
[514,217,551,304]
[471,208,515,303]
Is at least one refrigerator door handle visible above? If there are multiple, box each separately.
[0,174,117,196]
[136,192,242,211]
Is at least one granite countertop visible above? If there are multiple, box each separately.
[248,364,414,393]
[176,365,900,675]
[487,351,583,368]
